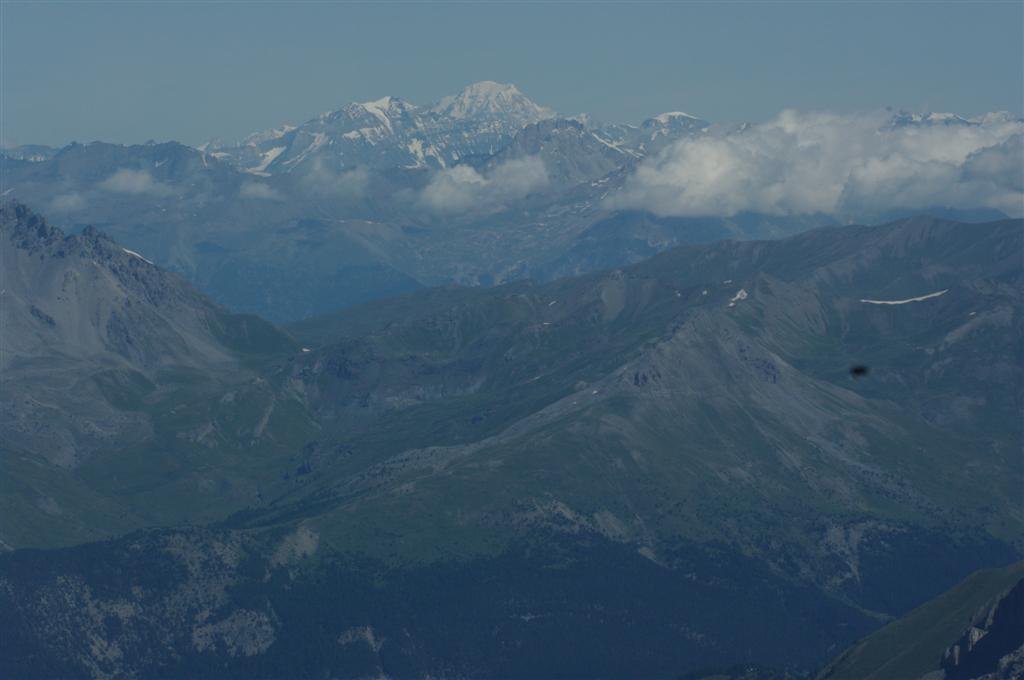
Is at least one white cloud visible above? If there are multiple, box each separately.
[419,157,548,214]
[49,192,86,213]
[304,160,370,200]
[609,110,1024,219]
[239,182,283,200]
[98,168,170,195]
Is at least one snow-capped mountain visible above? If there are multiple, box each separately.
[7,88,1015,326]
[0,144,59,162]
[429,80,555,125]
[586,111,710,157]
[209,81,560,175]
[242,124,298,146]
[481,118,641,188]
[890,110,976,127]
[639,111,709,147]
[887,110,1022,128]
[204,81,712,184]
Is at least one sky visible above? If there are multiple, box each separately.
[2,1,1022,148]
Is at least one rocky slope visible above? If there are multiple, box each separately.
[820,562,1024,680]
[0,202,312,549]
[940,576,1024,680]
[276,216,1022,576]
[1,210,1020,677]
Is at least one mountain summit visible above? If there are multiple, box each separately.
[206,81,556,174]
[430,80,556,125]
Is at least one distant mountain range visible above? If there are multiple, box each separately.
[2,201,1021,678]
[4,82,1013,322]
[204,81,562,173]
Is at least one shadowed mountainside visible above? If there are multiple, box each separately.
[0,202,314,548]
[820,561,1024,680]
[1,203,1021,677]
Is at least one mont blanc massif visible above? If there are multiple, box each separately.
[2,82,1022,679]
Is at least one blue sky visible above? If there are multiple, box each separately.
[3,1,1022,147]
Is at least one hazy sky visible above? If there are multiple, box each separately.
[3,1,1022,147]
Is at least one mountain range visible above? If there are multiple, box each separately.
[205,81,561,173]
[4,81,1011,323]
[2,200,1021,678]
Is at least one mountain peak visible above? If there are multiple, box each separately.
[430,81,555,124]
[1,200,62,251]
[640,111,710,139]
[651,111,700,124]
[348,95,418,130]
[458,80,521,97]
[242,124,296,147]
[358,95,405,111]
[3,202,148,269]
[890,110,976,128]
[642,111,709,129]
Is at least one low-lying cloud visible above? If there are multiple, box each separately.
[303,161,370,200]
[98,168,171,196]
[419,157,548,214]
[240,182,283,200]
[49,192,87,213]
[609,110,1024,219]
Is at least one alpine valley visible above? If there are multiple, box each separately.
[1,82,1022,679]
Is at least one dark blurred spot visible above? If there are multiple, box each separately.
[850,365,870,378]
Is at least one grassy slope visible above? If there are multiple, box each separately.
[256,220,1023,566]
[9,215,1021,569]
[818,561,1024,680]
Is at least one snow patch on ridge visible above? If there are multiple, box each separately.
[248,146,286,175]
[360,97,396,132]
[122,248,154,265]
[860,289,948,305]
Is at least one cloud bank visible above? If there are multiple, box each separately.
[302,160,371,200]
[419,157,548,214]
[240,182,283,200]
[609,110,1023,219]
[98,168,171,196]
[49,192,86,213]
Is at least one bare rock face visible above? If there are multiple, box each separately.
[192,609,276,658]
[1,201,235,371]
[0,202,307,549]
[1,202,233,470]
[942,578,1024,680]
[0,529,281,678]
